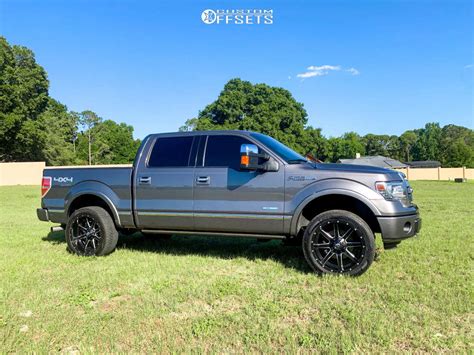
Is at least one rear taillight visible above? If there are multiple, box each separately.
[41,176,52,197]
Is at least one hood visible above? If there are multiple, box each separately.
[313,162,396,175]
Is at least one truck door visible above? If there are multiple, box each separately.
[193,134,285,235]
[134,135,197,230]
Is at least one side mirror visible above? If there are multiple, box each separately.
[240,144,279,172]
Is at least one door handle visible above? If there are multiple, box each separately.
[139,176,151,185]
[196,176,210,185]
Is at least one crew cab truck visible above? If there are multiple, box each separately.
[37,131,421,275]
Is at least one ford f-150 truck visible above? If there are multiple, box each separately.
[37,131,421,275]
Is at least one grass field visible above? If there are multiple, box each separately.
[0,181,472,352]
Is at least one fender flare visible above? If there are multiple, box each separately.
[290,188,382,236]
[64,181,122,226]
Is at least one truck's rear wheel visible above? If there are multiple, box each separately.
[66,206,118,256]
[302,210,375,276]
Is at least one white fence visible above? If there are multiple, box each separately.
[0,162,130,186]
[394,167,473,181]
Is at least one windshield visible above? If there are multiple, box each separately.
[250,133,307,163]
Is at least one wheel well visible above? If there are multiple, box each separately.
[298,194,381,234]
[68,194,116,224]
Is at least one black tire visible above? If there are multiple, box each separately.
[66,206,118,256]
[302,210,375,276]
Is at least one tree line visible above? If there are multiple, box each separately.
[181,79,473,167]
[1,37,472,167]
[0,37,140,166]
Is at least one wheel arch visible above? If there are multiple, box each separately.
[65,182,121,226]
[291,189,381,236]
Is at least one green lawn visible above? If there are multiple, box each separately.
[0,181,472,352]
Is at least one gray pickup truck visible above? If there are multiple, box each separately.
[37,130,421,275]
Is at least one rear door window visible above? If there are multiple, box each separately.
[148,136,194,167]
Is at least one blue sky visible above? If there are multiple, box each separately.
[1,0,472,139]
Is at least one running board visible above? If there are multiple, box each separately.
[141,229,286,240]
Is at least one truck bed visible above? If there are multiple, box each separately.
[41,165,134,227]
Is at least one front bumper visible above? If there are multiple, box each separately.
[37,208,49,222]
[377,213,421,242]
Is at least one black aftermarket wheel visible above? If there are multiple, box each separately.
[302,210,375,276]
[66,206,118,256]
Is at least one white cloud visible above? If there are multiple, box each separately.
[346,67,360,75]
[465,64,473,69]
[307,65,341,72]
[296,64,359,79]
[297,65,341,78]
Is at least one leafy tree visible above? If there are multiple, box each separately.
[362,134,400,159]
[412,123,443,161]
[363,134,390,156]
[386,135,402,160]
[0,36,49,161]
[443,139,473,167]
[300,126,328,160]
[327,132,365,162]
[0,37,78,165]
[181,78,315,154]
[398,130,417,162]
[326,137,343,162]
[439,124,474,167]
[0,37,141,166]
[75,117,140,165]
[77,111,101,165]
[94,120,140,164]
[38,98,77,165]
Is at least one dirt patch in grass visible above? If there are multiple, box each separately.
[99,294,133,313]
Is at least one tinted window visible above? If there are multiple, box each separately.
[148,136,193,167]
[250,132,306,163]
[204,135,255,170]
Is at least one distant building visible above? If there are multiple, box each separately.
[338,155,407,169]
[405,160,441,168]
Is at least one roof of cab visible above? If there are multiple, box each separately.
[155,130,253,136]
[146,130,257,140]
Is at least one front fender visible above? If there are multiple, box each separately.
[64,181,122,226]
[287,179,383,236]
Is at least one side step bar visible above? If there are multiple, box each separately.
[141,229,286,240]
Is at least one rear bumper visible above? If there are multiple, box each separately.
[377,213,421,242]
[37,208,49,222]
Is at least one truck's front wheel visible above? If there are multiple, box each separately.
[66,206,118,256]
[302,210,375,276]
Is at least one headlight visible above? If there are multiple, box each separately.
[375,181,407,200]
